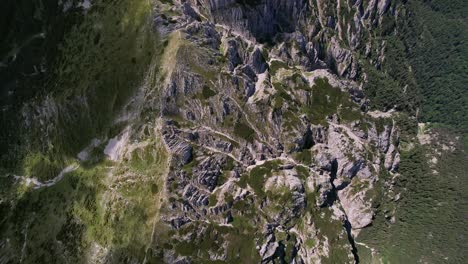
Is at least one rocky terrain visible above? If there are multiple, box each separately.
[0,0,467,263]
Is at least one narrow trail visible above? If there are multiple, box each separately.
[143,119,173,264]
[11,164,79,190]
[355,241,372,249]
[215,24,254,47]
[199,125,240,144]
[329,122,366,148]
[354,241,380,262]
[174,126,312,171]
[179,125,241,146]
[246,155,311,171]
[175,133,244,164]
[1,33,45,65]
[228,96,269,143]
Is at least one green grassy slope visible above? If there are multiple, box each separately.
[1,0,158,176]
[0,0,170,262]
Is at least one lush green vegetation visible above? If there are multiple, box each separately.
[270,75,363,131]
[359,127,468,263]
[302,78,362,125]
[1,0,159,177]
[238,160,281,197]
[294,149,312,165]
[167,213,261,263]
[269,60,290,76]
[354,1,468,262]
[402,1,468,132]
[362,0,468,134]
[0,0,82,178]
[0,0,81,109]
[22,152,64,181]
[299,195,352,263]
[233,121,256,142]
[202,85,217,99]
[45,0,157,154]
[0,0,170,262]
[0,139,168,263]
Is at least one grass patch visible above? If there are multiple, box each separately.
[301,78,361,125]
[294,150,312,165]
[202,85,217,99]
[46,0,158,155]
[22,152,64,181]
[269,60,290,76]
[234,122,255,142]
[238,160,281,198]
[208,192,218,206]
[305,238,316,248]
[172,221,260,263]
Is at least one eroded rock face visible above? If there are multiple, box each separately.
[149,1,402,261]
[338,187,374,230]
[201,0,309,42]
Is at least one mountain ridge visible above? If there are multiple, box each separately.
[0,0,466,263]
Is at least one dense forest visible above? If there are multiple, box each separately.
[364,0,467,134]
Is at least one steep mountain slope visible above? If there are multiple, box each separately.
[0,0,466,263]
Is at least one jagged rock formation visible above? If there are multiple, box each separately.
[145,0,403,262]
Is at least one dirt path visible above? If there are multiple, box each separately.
[12,164,79,190]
